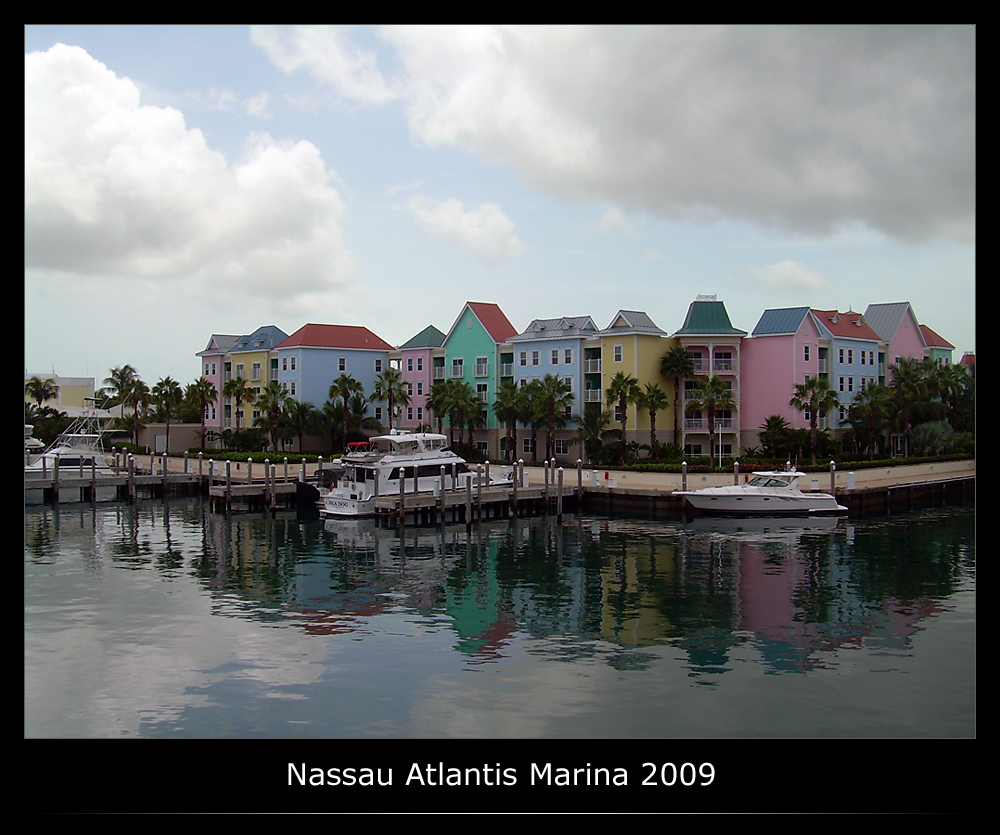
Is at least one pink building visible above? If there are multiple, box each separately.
[396,325,445,431]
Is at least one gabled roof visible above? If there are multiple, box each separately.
[277,323,394,352]
[673,299,746,336]
[960,352,975,367]
[863,302,922,345]
[510,315,598,342]
[230,325,289,353]
[919,324,955,350]
[197,334,241,356]
[600,310,669,337]
[811,309,881,342]
[446,302,519,344]
[751,307,811,337]
[400,325,446,350]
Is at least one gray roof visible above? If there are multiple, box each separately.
[197,334,241,356]
[751,307,810,337]
[863,302,914,342]
[510,315,599,342]
[599,310,668,337]
[230,325,289,353]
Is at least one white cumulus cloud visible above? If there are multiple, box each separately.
[410,196,525,263]
[25,43,353,307]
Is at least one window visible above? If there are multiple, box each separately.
[407,358,414,372]
[803,345,810,363]
[614,343,623,363]
[519,351,527,367]
[282,357,288,372]
[555,439,569,455]
[531,351,540,366]
[251,362,261,381]
[523,437,535,454]
[407,383,413,396]
[291,356,296,371]
[551,349,559,365]
[477,383,488,402]
[564,348,572,365]
[416,382,423,396]
[417,357,423,372]
[235,363,244,379]
[451,358,464,378]
[476,357,489,376]
[375,406,383,422]
[338,357,346,372]
[290,382,296,396]
[407,407,413,421]
[375,358,383,373]
[416,407,423,421]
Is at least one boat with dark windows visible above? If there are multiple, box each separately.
[320,431,511,517]
[675,466,847,515]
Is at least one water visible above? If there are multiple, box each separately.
[24,499,975,743]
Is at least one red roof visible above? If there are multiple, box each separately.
[919,324,955,349]
[277,323,394,351]
[467,302,518,343]
[812,309,881,342]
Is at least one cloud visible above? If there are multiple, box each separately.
[257,25,975,243]
[409,196,525,262]
[747,260,829,292]
[599,207,636,235]
[25,43,353,307]
[250,24,397,106]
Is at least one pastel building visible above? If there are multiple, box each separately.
[863,302,927,375]
[396,325,446,430]
[276,323,395,422]
[919,325,956,366]
[439,302,519,459]
[672,296,746,456]
[509,315,601,460]
[598,310,673,445]
[742,307,881,444]
[196,334,240,437]
[197,326,288,436]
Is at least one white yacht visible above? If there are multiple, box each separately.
[25,410,115,475]
[675,467,847,515]
[320,431,511,517]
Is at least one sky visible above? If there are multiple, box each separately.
[25,25,976,388]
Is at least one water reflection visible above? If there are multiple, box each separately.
[25,501,974,681]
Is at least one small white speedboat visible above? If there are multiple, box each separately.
[675,468,847,515]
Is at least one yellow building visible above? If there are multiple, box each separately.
[598,311,674,446]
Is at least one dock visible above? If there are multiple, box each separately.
[25,452,974,520]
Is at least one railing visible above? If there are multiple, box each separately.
[584,390,603,402]
[475,363,489,377]
[499,363,513,377]
[685,418,734,430]
[584,359,602,373]
[713,359,735,372]
[433,367,445,380]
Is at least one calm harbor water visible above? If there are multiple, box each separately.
[24,498,975,740]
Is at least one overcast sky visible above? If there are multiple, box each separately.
[25,25,975,387]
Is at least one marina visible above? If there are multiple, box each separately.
[25,497,975,742]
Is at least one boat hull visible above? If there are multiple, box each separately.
[676,488,846,515]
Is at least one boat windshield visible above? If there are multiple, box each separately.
[747,475,796,488]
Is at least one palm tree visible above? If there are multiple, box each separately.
[536,374,574,461]
[577,403,611,464]
[223,376,255,447]
[789,375,839,465]
[102,365,139,409]
[636,382,670,450]
[124,378,151,449]
[151,376,183,454]
[758,415,792,460]
[660,346,695,446]
[492,379,524,463]
[887,357,930,457]
[605,372,641,464]
[255,381,291,451]
[25,376,60,409]
[847,383,894,460]
[330,374,364,448]
[688,375,737,469]
[185,377,217,450]
[285,399,319,454]
[371,368,410,431]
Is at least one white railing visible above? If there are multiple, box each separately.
[584,359,602,373]
[584,390,602,402]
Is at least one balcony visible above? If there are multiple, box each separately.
[684,417,734,431]
[712,358,735,372]
[432,367,445,380]
[584,390,603,402]
[475,362,489,377]
[499,363,513,378]
[584,359,602,374]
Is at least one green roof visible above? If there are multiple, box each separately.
[674,301,746,336]
[399,325,446,350]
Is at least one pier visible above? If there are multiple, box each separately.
[25,452,974,520]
